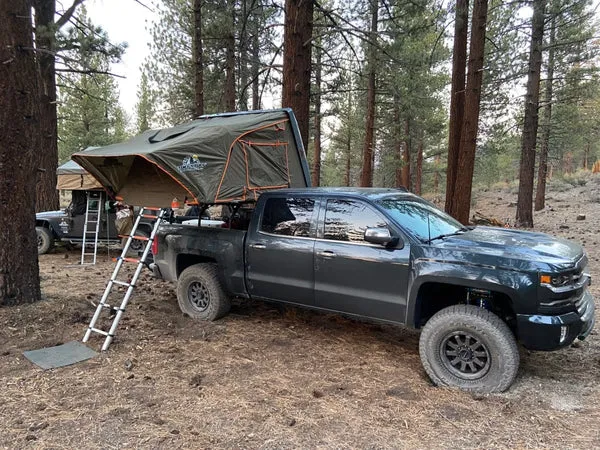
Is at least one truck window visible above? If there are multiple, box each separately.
[261,198,315,237]
[324,199,387,243]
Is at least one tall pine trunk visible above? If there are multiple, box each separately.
[193,0,204,116]
[0,0,42,305]
[394,99,403,188]
[516,0,546,228]
[33,0,59,212]
[224,1,236,111]
[401,119,411,190]
[449,0,488,225]
[251,18,260,110]
[415,139,423,195]
[344,89,352,187]
[238,0,249,111]
[360,0,378,187]
[312,44,322,186]
[535,13,555,212]
[445,0,469,214]
[434,154,440,193]
[282,0,313,148]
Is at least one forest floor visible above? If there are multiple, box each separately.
[2,180,600,449]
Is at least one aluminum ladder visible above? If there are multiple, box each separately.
[83,207,165,351]
[80,191,103,265]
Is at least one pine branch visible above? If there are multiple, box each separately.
[56,67,125,78]
[55,0,86,29]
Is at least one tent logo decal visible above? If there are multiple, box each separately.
[178,155,207,173]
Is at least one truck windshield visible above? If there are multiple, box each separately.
[376,197,464,243]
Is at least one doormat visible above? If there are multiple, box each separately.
[23,341,97,369]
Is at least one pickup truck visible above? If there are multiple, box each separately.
[150,187,595,393]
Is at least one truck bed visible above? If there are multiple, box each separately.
[152,224,248,297]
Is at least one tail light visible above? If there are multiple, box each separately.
[151,236,159,255]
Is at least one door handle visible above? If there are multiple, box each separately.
[318,250,335,258]
[250,243,266,249]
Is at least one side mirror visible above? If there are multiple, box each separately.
[364,227,398,247]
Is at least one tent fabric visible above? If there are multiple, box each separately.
[56,159,103,190]
[72,109,311,207]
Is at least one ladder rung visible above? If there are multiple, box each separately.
[119,234,150,241]
[112,280,131,287]
[89,327,111,337]
[120,257,140,263]
[140,214,157,219]
[143,207,161,211]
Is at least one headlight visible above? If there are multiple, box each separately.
[540,273,572,287]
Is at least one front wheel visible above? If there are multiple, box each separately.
[177,263,231,321]
[419,304,519,393]
[36,226,54,255]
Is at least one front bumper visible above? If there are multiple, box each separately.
[517,290,595,351]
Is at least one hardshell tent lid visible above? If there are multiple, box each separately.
[72,109,311,207]
[56,158,103,191]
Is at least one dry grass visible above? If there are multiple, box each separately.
[2,187,600,448]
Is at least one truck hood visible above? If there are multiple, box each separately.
[432,226,583,269]
[36,210,66,220]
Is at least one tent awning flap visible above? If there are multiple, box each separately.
[56,158,103,190]
[72,109,311,207]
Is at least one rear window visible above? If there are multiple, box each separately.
[260,197,315,237]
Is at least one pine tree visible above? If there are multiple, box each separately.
[516,0,546,228]
[0,0,42,305]
[136,72,154,133]
[57,12,129,161]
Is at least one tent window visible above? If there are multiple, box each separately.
[242,140,290,191]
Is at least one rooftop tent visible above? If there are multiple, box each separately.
[56,158,103,190]
[71,109,311,207]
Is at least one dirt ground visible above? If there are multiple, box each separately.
[2,183,600,449]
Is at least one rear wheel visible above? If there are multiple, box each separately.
[419,304,519,393]
[36,226,54,255]
[177,263,230,321]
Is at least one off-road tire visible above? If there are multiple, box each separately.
[419,304,519,393]
[177,263,231,321]
[36,226,54,255]
[122,229,149,257]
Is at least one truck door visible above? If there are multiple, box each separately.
[246,196,317,306]
[314,198,410,322]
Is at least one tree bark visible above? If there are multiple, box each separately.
[516,0,546,228]
[251,26,260,110]
[445,0,469,214]
[0,0,42,305]
[33,0,60,212]
[434,153,440,193]
[359,0,378,187]
[449,0,488,225]
[312,44,322,187]
[193,0,204,116]
[535,13,555,212]
[401,119,411,190]
[394,99,403,188]
[415,139,423,195]
[282,0,313,148]
[238,0,249,111]
[344,89,352,187]
[224,0,236,111]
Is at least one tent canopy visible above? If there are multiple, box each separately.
[72,109,311,207]
[56,158,103,190]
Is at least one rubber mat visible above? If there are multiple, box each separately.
[23,341,97,369]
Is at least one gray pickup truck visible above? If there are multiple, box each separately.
[150,187,595,393]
